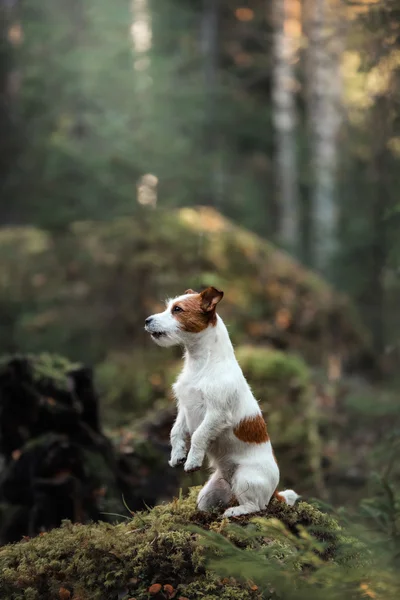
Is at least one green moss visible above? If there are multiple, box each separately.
[0,352,80,391]
[235,346,310,390]
[0,488,368,600]
[96,350,180,423]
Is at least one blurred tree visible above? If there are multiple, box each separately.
[272,0,300,251]
[302,0,344,272]
[0,0,20,225]
[2,0,145,228]
[336,0,400,355]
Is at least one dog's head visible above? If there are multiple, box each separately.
[145,287,224,347]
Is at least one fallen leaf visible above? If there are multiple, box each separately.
[149,374,163,386]
[59,588,71,600]
[275,308,291,330]
[360,583,376,599]
[148,583,162,595]
[163,584,176,598]
[52,469,72,482]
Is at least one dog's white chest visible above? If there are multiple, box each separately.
[176,383,206,435]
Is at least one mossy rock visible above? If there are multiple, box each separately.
[0,207,372,372]
[0,488,369,600]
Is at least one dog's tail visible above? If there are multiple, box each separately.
[274,489,300,506]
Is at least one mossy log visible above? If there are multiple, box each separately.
[0,488,368,600]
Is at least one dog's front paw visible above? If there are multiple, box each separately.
[184,455,203,473]
[169,450,187,468]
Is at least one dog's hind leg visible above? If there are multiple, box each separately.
[223,465,274,518]
[197,470,233,511]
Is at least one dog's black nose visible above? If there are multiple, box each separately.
[145,317,153,326]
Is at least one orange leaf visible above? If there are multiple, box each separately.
[360,583,376,599]
[235,8,254,22]
[148,583,162,595]
[163,584,176,598]
[149,373,163,386]
[59,588,71,600]
[275,308,291,330]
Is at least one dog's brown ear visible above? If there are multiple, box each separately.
[184,289,198,295]
[200,287,224,312]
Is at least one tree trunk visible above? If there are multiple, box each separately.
[0,0,21,224]
[271,0,301,251]
[302,0,344,272]
[200,0,223,208]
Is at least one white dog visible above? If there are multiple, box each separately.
[145,287,299,517]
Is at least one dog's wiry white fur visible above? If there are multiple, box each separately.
[145,289,299,517]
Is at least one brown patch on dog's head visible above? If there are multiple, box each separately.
[171,287,224,333]
[233,414,269,444]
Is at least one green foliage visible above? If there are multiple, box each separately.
[0,352,80,390]
[96,350,179,423]
[236,346,309,390]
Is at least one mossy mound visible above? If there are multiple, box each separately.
[0,488,368,600]
[0,206,372,371]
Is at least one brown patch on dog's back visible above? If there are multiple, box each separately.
[233,414,269,444]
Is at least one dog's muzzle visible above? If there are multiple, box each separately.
[145,316,166,339]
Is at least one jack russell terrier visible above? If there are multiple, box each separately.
[145,287,299,517]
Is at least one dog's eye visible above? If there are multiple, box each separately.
[172,305,183,313]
